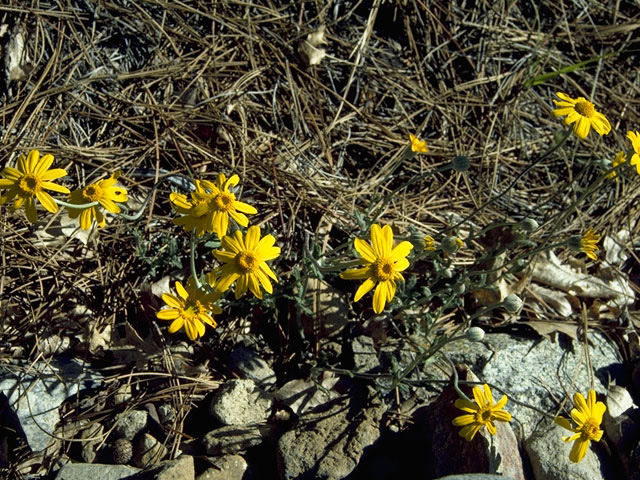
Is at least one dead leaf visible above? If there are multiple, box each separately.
[299,25,327,66]
[525,320,578,341]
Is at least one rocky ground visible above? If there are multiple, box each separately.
[1,1,639,479]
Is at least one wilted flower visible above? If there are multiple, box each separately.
[409,134,428,153]
[568,229,600,261]
[423,235,436,251]
[627,130,640,175]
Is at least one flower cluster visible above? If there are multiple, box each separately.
[157,173,280,340]
[0,149,128,229]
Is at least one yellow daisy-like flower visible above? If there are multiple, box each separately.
[555,390,606,463]
[194,173,257,238]
[213,225,281,299]
[170,174,257,238]
[580,229,600,261]
[606,151,626,180]
[423,235,436,251]
[452,383,512,441]
[552,92,611,139]
[170,180,211,236]
[340,224,413,314]
[66,172,128,229]
[409,134,428,153]
[627,130,640,175]
[0,149,70,223]
[156,277,221,341]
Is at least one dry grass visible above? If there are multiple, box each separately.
[0,0,639,474]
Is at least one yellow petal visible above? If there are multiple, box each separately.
[372,282,387,313]
[36,191,58,213]
[452,414,475,426]
[34,153,54,175]
[354,277,376,302]
[168,318,184,333]
[569,438,590,463]
[354,237,376,263]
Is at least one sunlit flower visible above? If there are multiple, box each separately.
[555,390,606,463]
[453,383,512,441]
[213,225,280,299]
[606,151,626,180]
[409,134,428,153]
[627,130,640,175]
[0,150,70,223]
[423,235,436,251]
[170,174,257,238]
[340,224,413,314]
[552,92,611,139]
[156,277,221,341]
[581,230,601,261]
[170,180,211,236]
[66,172,128,229]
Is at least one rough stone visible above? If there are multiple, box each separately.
[351,335,380,372]
[277,392,385,480]
[209,379,272,426]
[525,422,610,480]
[0,358,102,451]
[114,410,148,441]
[442,332,620,438]
[158,404,176,425]
[55,463,140,480]
[229,345,277,390]
[433,476,517,480]
[202,424,262,456]
[134,433,168,468]
[274,375,339,416]
[126,454,195,480]
[196,455,249,480]
[80,423,104,463]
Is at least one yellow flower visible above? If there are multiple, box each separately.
[0,150,70,223]
[171,174,257,238]
[66,172,128,229]
[627,130,640,175]
[156,277,221,341]
[552,92,611,139]
[423,235,436,251]
[340,224,413,314]
[606,151,626,180]
[195,173,257,238]
[409,134,428,153]
[452,384,512,441]
[170,180,211,236]
[555,390,606,463]
[213,225,281,299]
[580,229,600,261]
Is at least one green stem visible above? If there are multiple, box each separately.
[54,199,99,209]
[190,232,201,288]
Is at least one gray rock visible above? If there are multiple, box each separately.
[0,359,102,451]
[274,376,339,416]
[277,393,385,480]
[202,424,262,456]
[134,433,168,468]
[209,379,272,426]
[525,422,609,480]
[442,332,620,438]
[125,454,194,480]
[158,404,176,425]
[352,335,380,372]
[229,345,277,390]
[80,423,104,463]
[196,455,250,480]
[114,410,148,441]
[55,463,140,480]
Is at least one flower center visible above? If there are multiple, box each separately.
[580,418,600,439]
[214,192,235,212]
[475,406,493,425]
[236,251,258,273]
[372,258,394,282]
[574,100,595,118]
[18,174,41,195]
[82,184,103,202]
